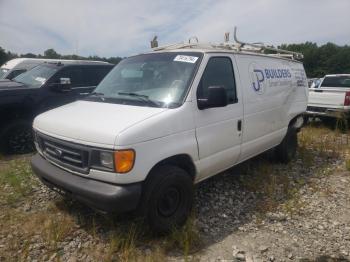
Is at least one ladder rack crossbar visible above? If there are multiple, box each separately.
[151,27,303,60]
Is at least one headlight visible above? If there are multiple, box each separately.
[99,151,114,169]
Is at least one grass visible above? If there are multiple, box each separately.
[346,159,350,171]
[106,223,139,261]
[0,202,76,261]
[298,122,349,159]
[0,157,37,205]
[43,200,201,261]
[238,122,350,217]
[238,160,299,214]
[165,215,201,259]
[79,214,201,261]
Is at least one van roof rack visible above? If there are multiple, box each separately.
[151,26,303,60]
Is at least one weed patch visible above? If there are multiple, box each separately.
[164,215,202,258]
[0,158,37,205]
[346,159,350,171]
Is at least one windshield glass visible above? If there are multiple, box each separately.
[90,52,202,108]
[0,68,9,79]
[321,76,350,88]
[13,64,59,88]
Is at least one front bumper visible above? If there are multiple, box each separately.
[306,106,350,118]
[31,154,142,213]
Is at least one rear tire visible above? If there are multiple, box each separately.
[303,115,309,126]
[274,129,297,164]
[321,117,337,129]
[140,165,194,234]
[0,120,34,154]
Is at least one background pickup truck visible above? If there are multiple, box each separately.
[307,74,350,120]
[0,60,113,154]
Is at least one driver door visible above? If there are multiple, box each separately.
[41,66,84,111]
[194,55,243,180]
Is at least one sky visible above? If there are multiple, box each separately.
[0,0,349,57]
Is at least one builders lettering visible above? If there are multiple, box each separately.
[264,69,291,79]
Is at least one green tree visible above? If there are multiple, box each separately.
[279,42,350,77]
[21,53,37,58]
[0,46,7,65]
[43,48,60,59]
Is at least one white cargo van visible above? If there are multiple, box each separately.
[31,33,308,232]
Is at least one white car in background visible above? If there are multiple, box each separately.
[307,74,350,120]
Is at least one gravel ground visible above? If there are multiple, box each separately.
[194,158,350,261]
[0,126,350,261]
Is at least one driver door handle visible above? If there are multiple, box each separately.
[237,120,242,131]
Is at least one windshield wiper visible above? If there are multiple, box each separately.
[117,92,161,107]
[83,91,106,101]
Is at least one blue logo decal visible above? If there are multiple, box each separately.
[252,69,265,92]
[249,63,293,94]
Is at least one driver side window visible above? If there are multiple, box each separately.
[197,57,237,104]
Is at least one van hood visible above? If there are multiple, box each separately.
[33,100,167,147]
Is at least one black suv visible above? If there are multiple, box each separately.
[0,61,114,154]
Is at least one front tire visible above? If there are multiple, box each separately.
[274,129,297,164]
[140,165,194,234]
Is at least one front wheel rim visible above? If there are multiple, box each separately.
[157,187,181,217]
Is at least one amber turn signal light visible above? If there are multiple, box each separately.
[114,150,135,173]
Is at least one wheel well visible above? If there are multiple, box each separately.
[288,114,304,132]
[147,154,196,181]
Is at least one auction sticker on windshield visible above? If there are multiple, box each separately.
[174,55,198,63]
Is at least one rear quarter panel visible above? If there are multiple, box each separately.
[234,54,307,161]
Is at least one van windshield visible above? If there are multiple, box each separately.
[321,76,350,88]
[90,52,202,108]
[13,64,59,88]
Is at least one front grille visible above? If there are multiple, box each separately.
[307,106,327,113]
[37,133,90,174]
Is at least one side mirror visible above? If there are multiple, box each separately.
[60,77,71,85]
[197,86,228,110]
[49,77,71,92]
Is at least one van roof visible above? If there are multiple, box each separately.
[145,47,303,63]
